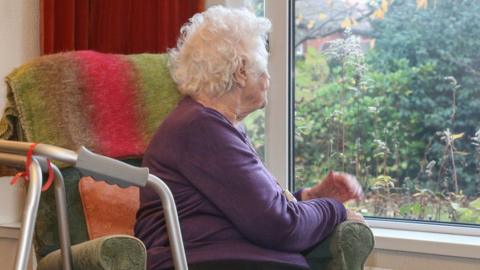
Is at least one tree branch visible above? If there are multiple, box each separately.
[295,7,376,48]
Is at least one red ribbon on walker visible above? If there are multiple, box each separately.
[10,143,54,192]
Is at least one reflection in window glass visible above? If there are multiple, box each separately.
[294,0,480,225]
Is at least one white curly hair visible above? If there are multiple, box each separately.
[168,5,272,97]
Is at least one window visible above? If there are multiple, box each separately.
[213,0,480,257]
[293,0,480,226]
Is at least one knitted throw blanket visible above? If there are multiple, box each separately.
[0,51,182,159]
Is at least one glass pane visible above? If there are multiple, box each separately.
[243,0,266,160]
[294,0,480,225]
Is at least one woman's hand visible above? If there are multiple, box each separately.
[346,209,366,224]
[301,171,364,203]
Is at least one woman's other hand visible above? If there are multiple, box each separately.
[301,171,364,203]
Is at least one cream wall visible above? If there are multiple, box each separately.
[0,0,40,112]
[0,0,39,222]
[0,2,39,269]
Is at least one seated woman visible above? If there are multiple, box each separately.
[135,5,365,270]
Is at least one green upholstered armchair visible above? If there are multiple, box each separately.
[0,51,374,270]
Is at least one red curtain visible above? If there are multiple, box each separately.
[40,0,205,55]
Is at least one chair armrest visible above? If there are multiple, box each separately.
[328,221,374,270]
[306,221,374,270]
[37,235,146,270]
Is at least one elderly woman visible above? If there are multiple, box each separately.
[135,6,364,270]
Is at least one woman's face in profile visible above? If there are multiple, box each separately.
[242,71,270,113]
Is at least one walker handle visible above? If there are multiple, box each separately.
[75,146,148,188]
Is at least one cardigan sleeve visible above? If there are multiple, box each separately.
[178,112,346,252]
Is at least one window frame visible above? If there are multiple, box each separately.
[264,0,293,190]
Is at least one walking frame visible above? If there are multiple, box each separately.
[0,140,189,270]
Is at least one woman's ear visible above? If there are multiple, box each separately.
[233,59,247,88]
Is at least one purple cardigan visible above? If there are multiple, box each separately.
[134,96,346,270]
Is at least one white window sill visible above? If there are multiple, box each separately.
[367,219,480,259]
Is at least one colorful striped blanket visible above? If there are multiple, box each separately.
[0,51,182,159]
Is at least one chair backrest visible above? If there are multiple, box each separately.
[0,51,182,259]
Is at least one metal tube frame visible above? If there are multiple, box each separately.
[147,175,188,270]
[0,153,42,270]
[28,156,73,270]
[50,163,73,270]
[0,140,188,270]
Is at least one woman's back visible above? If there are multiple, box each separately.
[135,96,326,270]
